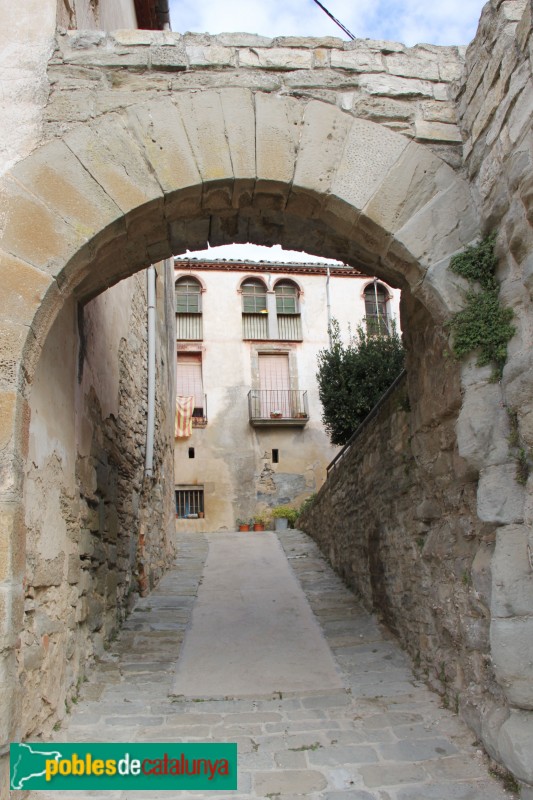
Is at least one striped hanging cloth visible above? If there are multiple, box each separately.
[175,395,194,438]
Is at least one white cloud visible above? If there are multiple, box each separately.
[170,0,486,46]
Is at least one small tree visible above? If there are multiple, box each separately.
[317,320,405,446]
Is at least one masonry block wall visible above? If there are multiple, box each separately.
[300,294,500,741]
[21,265,175,739]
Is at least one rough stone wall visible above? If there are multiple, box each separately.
[20,266,175,739]
[300,293,502,735]
[452,0,533,787]
[47,29,465,167]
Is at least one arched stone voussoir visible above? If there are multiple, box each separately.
[394,179,479,271]
[0,252,54,330]
[330,116,410,221]
[63,112,165,215]
[8,140,124,247]
[363,140,462,236]
[0,175,98,281]
[254,92,306,210]
[172,89,255,213]
[291,100,353,207]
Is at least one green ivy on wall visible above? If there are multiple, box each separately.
[445,233,515,379]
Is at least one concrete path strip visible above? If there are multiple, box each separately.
[171,531,345,699]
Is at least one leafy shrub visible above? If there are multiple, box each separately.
[271,505,299,526]
[317,320,405,446]
[446,233,515,378]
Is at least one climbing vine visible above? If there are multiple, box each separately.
[445,233,515,379]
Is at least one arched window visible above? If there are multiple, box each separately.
[364,281,390,336]
[175,277,202,314]
[275,280,302,341]
[242,279,267,313]
[275,281,299,314]
[175,277,202,340]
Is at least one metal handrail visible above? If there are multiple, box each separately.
[326,370,407,475]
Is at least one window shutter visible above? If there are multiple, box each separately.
[177,355,204,409]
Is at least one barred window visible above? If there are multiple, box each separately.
[175,487,204,518]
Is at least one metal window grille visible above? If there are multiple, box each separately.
[175,487,204,518]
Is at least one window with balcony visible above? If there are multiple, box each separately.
[364,281,390,336]
[275,281,302,341]
[176,277,203,340]
[248,353,309,426]
[176,353,207,426]
[242,279,268,339]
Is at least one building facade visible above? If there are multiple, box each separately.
[173,259,401,531]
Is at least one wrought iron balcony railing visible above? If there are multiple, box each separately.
[192,395,208,427]
[248,390,309,426]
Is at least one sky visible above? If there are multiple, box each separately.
[170,0,487,48]
[170,0,487,265]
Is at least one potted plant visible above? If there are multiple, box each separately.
[271,505,299,531]
[252,511,270,531]
[237,518,250,531]
[270,410,283,419]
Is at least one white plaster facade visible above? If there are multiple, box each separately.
[173,259,401,531]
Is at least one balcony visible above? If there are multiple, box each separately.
[192,395,208,428]
[248,390,309,427]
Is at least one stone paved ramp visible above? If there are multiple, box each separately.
[172,532,344,699]
[31,531,515,800]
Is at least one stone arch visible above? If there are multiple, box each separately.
[0,90,482,766]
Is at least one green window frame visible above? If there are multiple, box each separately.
[175,278,202,314]
[242,280,267,313]
[275,282,298,314]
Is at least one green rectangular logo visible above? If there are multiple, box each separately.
[10,742,237,791]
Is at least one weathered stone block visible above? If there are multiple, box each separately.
[498,710,533,783]
[491,524,533,618]
[359,73,434,97]
[364,142,455,235]
[0,176,83,275]
[415,120,462,142]
[32,554,65,588]
[238,47,312,70]
[491,617,533,707]
[385,53,440,81]
[64,116,163,214]
[456,383,510,469]
[174,90,233,201]
[186,45,234,68]
[331,116,408,213]
[477,463,525,524]
[330,49,383,72]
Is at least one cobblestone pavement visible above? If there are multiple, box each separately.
[31,530,516,799]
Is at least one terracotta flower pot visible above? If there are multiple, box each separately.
[253,523,265,531]
[238,524,250,531]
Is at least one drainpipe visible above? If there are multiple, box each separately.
[326,267,332,347]
[145,265,156,479]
